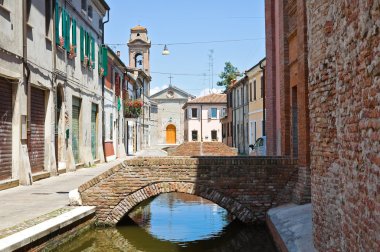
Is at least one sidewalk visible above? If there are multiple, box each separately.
[0,158,127,232]
[267,203,315,252]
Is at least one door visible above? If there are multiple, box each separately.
[0,80,12,180]
[91,103,97,159]
[72,97,81,163]
[166,124,176,144]
[30,87,45,173]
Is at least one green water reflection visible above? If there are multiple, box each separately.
[54,193,277,252]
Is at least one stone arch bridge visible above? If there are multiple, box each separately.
[78,157,300,225]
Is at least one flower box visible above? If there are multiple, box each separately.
[124,100,143,118]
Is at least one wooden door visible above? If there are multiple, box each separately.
[30,87,45,173]
[0,80,12,180]
[166,124,176,144]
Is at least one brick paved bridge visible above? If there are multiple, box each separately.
[79,157,300,225]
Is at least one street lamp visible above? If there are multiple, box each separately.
[162,44,170,55]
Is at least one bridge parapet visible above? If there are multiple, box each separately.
[79,157,299,225]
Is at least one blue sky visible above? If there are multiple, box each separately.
[105,0,266,97]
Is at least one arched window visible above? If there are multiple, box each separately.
[135,53,143,69]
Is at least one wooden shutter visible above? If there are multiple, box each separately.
[91,104,97,159]
[65,12,70,51]
[72,97,81,163]
[91,36,95,69]
[80,27,84,61]
[72,18,77,53]
[55,0,59,45]
[61,8,65,43]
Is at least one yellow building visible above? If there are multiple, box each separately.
[246,59,266,148]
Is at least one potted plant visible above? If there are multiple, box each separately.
[83,56,88,67]
[124,100,143,118]
[68,45,76,59]
[59,36,64,48]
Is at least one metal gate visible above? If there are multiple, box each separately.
[91,103,97,159]
[0,80,13,180]
[72,97,81,163]
[30,87,45,173]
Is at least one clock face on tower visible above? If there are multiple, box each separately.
[167,90,174,98]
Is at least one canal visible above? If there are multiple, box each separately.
[54,193,277,251]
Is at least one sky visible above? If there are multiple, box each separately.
[104,0,266,97]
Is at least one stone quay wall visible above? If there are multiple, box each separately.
[78,157,299,225]
[307,0,380,251]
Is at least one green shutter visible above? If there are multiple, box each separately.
[61,8,65,44]
[80,27,84,61]
[55,1,60,45]
[91,36,95,69]
[65,12,70,51]
[72,19,77,53]
[102,47,108,76]
[98,44,102,71]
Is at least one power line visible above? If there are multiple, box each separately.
[151,71,219,77]
[107,37,265,47]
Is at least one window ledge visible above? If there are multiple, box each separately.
[0,4,11,14]
[27,23,34,29]
[45,36,52,43]
[81,9,87,15]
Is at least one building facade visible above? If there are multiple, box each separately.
[265,0,310,203]
[150,85,195,145]
[126,25,155,152]
[104,48,127,161]
[231,77,249,154]
[183,94,226,142]
[221,89,233,147]
[247,59,266,151]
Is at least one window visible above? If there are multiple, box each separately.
[45,0,52,37]
[211,130,217,141]
[237,90,240,106]
[191,108,198,118]
[261,75,264,98]
[192,131,198,141]
[254,80,257,100]
[135,54,143,69]
[222,108,227,117]
[81,0,87,12]
[210,108,217,119]
[110,113,113,140]
[151,106,158,113]
[250,82,253,102]
[99,19,103,32]
[185,109,188,119]
[88,4,93,19]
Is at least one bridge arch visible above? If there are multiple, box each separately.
[104,181,256,225]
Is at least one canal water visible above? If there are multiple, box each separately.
[54,193,277,252]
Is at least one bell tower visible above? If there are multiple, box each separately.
[128,25,151,74]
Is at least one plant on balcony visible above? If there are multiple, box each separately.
[99,67,104,77]
[68,45,76,59]
[83,56,89,67]
[59,36,65,48]
[124,100,143,118]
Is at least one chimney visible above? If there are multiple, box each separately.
[117,51,121,57]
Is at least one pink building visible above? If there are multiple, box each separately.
[183,94,226,142]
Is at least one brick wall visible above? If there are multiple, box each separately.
[79,157,299,225]
[307,0,380,250]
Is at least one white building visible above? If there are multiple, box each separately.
[55,0,109,171]
[183,94,227,142]
[150,85,195,145]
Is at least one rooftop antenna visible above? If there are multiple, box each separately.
[208,49,214,92]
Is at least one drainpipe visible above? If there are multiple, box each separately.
[142,79,145,149]
[242,80,246,154]
[23,0,32,184]
[259,59,266,136]
[102,10,109,161]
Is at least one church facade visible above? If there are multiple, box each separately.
[150,86,195,145]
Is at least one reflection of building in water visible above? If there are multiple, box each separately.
[129,201,152,227]
[173,192,215,205]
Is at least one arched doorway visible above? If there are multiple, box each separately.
[166,124,176,144]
